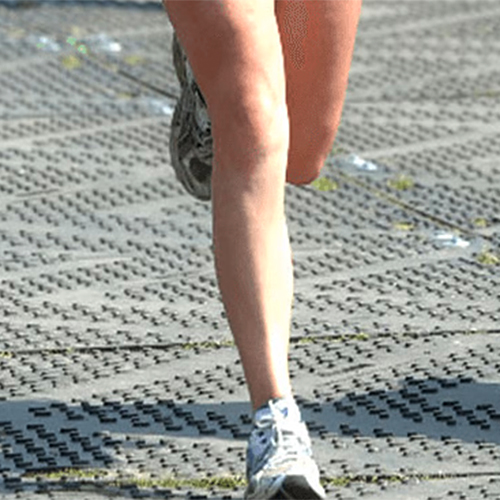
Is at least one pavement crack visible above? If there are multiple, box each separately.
[331,169,494,244]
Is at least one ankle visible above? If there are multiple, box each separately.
[252,391,298,415]
[252,389,294,413]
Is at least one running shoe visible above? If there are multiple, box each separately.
[245,396,326,500]
[169,31,213,201]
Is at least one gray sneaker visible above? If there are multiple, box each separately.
[169,32,213,201]
[245,397,326,500]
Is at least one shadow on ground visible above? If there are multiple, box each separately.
[0,376,499,493]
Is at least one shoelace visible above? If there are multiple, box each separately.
[252,413,311,472]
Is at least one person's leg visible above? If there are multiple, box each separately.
[276,0,363,185]
[163,0,293,412]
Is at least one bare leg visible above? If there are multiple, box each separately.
[163,0,292,412]
[212,127,294,412]
[163,0,362,413]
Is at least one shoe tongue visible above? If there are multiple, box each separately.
[254,396,301,424]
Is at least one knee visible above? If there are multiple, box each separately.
[286,164,323,186]
[208,88,290,171]
[285,135,336,186]
[208,83,288,141]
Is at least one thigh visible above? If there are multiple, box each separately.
[275,0,362,184]
[163,0,288,147]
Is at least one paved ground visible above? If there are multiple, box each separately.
[1,0,500,498]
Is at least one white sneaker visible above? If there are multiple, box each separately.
[245,396,326,499]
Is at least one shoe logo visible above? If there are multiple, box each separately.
[279,407,288,418]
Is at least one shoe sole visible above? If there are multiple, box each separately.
[169,97,212,201]
[170,32,212,201]
[172,31,188,87]
[270,475,325,500]
[245,475,325,500]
